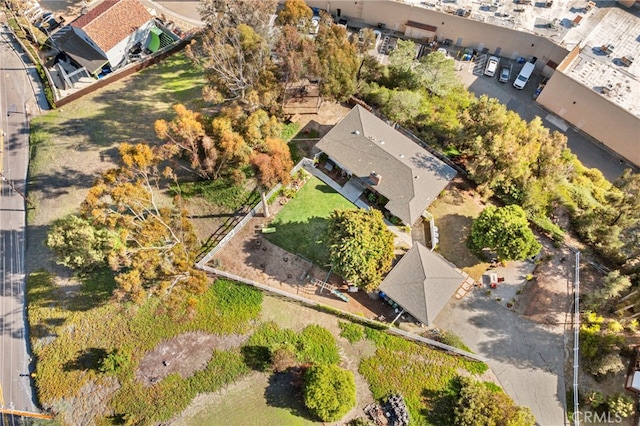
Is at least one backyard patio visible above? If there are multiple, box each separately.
[210,174,396,319]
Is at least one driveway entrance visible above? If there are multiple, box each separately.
[435,290,567,425]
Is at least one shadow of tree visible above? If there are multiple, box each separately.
[67,269,116,312]
[264,370,315,421]
[63,347,107,372]
[264,217,330,266]
[422,377,461,426]
[30,166,99,200]
[241,345,272,372]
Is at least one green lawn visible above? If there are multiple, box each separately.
[360,328,488,426]
[182,372,314,426]
[266,176,356,265]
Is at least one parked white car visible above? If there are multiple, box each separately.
[309,16,321,34]
[484,56,500,77]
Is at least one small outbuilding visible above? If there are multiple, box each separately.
[378,242,465,326]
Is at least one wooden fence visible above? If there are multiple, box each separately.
[196,159,309,266]
[196,263,489,363]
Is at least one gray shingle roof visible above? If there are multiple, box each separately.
[379,243,464,326]
[316,106,456,225]
[55,28,109,75]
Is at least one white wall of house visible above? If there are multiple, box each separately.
[106,20,155,69]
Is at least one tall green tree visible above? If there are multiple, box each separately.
[470,205,541,261]
[416,50,460,96]
[304,364,356,422]
[381,90,422,124]
[316,25,359,101]
[457,96,569,203]
[387,39,418,89]
[47,215,119,271]
[327,209,395,291]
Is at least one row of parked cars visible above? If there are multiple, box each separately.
[483,55,535,89]
[23,0,61,33]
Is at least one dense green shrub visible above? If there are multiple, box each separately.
[211,279,263,321]
[469,205,541,261]
[243,322,340,370]
[338,321,365,343]
[584,390,606,408]
[304,364,356,422]
[46,215,119,271]
[606,393,635,418]
[454,377,535,426]
[298,324,340,365]
[99,349,131,375]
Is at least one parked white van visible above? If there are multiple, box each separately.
[513,62,535,89]
[484,56,500,77]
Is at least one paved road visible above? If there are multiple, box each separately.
[435,289,567,426]
[0,23,43,418]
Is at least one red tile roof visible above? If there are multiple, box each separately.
[71,0,152,52]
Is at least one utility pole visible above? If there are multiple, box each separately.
[573,251,580,426]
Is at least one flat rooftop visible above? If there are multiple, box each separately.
[400,0,640,116]
[565,7,640,116]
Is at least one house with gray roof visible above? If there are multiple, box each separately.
[315,105,456,225]
[379,242,466,326]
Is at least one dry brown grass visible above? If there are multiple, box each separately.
[427,178,489,281]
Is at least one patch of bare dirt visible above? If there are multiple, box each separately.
[515,240,573,331]
[136,331,248,386]
[52,376,120,426]
[211,216,397,321]
[515,236,605,332]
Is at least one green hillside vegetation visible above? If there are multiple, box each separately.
[28,272,261,423]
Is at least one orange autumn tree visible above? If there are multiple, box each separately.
[251,137,294,217]
[82,143,208,306]
[155,104,218,179]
